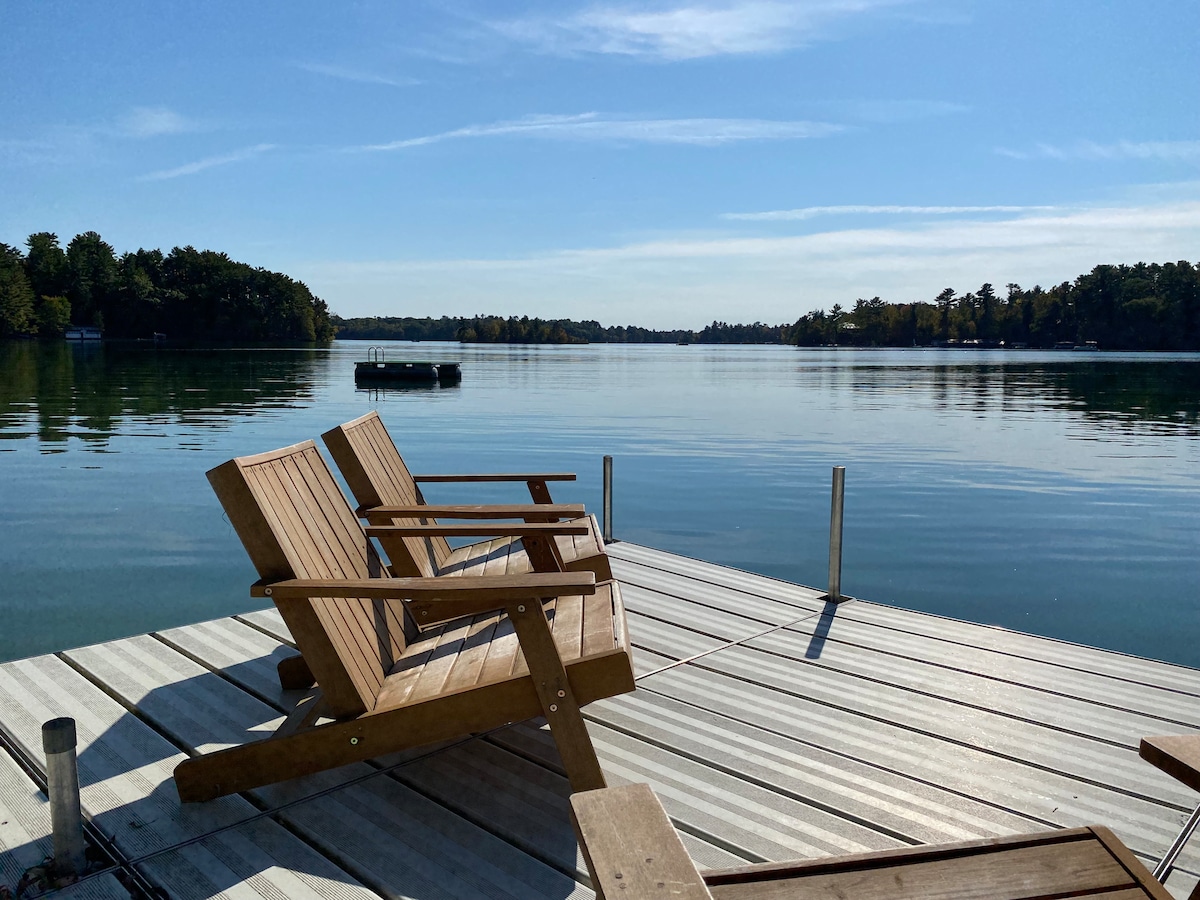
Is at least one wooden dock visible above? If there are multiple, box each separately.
[2,541,1199,898]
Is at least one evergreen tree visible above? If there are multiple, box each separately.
[0,243,37,337]
[36,296,71,336]
[25,232,70,300]
[66,231,118,327]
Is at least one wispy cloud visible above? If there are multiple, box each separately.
[355,112,842,151]
[723,204,1056,221]
[117,106,200,138]
[489,0,909,60]
[997,140,1200,163]
[2,107,204,167]
[296,62,419,87]
[138,143,275,181]
[832,99,969,123]
[0,131,93,166]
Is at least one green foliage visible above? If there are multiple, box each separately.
[789,262,1200,350]
[36,296,72,336]
[333,315,702,344]
[696,321,786,343]
[0,243,38,337]
[25,233,70,299]
[4,231,334,342]
[66,231,118,327]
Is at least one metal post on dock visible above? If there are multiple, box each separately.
[42,717,86,876]
[828,466,845,601]
[602,455,614,543]
[1153,800,1200,883]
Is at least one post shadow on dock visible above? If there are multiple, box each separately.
[806,465,847,659]
[804,597,841,660]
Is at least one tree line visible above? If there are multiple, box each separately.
[0,232,334,342]
[336,261,1200,350]
[333,314,692,343]
[790,261,1200,350]
[6,239,1195,351]
[333,314,786,344]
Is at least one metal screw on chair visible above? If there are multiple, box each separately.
[517,605,525,613]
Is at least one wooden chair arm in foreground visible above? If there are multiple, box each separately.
[364,522,592,539]
[360,503,586,520]
[410,472,577,486]
[322,411,612,581]
[569,783,1174,900]
[176,440,635,803]
[1140,734,1200,887]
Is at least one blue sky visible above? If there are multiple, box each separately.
[2,1,1198,328]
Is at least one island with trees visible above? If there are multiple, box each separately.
[0,232,334,342]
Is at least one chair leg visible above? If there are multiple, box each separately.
[274,690,327,739]
[525,479,555,505]
[174,716,374,803]
[522,533,566,573]
[507,600,607,793]
[176,681,559,802]
[277,653,315,690]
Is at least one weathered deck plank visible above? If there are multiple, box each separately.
[609,542,1200,693]
[628,612,1195,811]
[620,561,1200,720]
[160,613,750,877]
[0,654,378,900]
[63,632,595,900]
[621,585,1199,757]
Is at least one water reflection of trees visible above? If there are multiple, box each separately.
[924,362,1200,435]
[0,342,328,451]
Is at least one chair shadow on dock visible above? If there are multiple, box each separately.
[30,637,587,899]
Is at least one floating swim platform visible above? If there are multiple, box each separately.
[354,347,461,383]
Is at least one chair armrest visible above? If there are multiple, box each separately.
[570,784,713,900]
[257,572,597,624]
[365,523,589,538]
[412,472,576,483]
[361,503,585,521]
[1141,734,1200,793]
[257,571,594,601]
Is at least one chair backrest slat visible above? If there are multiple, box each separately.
[207,440,409,717]
[323,411,452,577]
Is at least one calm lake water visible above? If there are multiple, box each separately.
[2,340,1198,668]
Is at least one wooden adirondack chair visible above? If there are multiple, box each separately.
[570,784,1174,900]
[322,410,612,583]
[174,440,634,803]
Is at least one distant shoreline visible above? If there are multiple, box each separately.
[331,259,1200,352]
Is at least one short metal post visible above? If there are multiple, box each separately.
[828,466,845,601]
[1153,800,1200,882]
[42,717,86,876]
[602,455,613,543]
